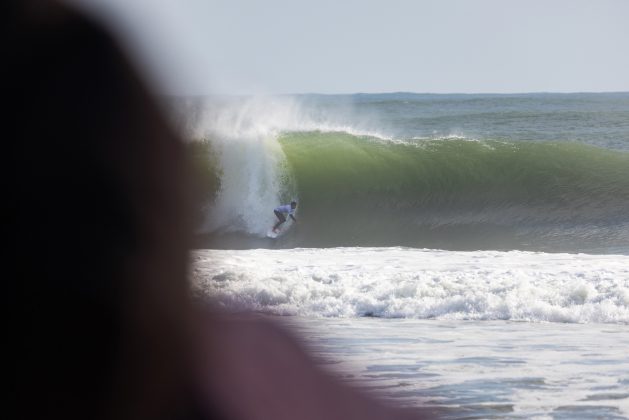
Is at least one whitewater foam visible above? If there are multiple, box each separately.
[193,247,629,324]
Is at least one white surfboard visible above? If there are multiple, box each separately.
[266,229,279,239]
[267,220,293,239]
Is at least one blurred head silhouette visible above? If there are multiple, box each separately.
[8,1,195,419]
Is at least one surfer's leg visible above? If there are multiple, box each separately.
[273,211,286,231]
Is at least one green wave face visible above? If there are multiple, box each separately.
[275,132,629,251]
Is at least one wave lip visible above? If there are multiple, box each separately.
[194,248,629,324]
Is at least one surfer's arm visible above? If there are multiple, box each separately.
[290,214,297,222]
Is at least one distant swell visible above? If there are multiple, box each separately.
[199,131,629,252]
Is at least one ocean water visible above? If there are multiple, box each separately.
[184,93,629,418]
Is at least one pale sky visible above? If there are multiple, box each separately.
[71,0,629,95]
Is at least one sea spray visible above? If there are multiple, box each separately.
[188,95,392,237]
[191,96,304,235]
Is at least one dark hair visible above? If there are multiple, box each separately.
[291,201,297,206]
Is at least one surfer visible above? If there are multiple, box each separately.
[273,201,297,232]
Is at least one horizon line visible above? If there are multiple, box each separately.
[161,90,629,98]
